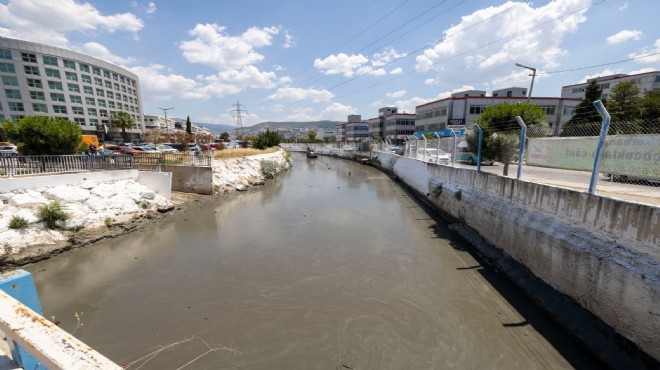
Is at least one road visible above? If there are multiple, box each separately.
[452,161,660,206]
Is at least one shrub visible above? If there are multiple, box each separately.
[2,116,82,155]
[253,129,283,150]
[8,216,29,229]
[260,160,278,179]
[38,201,69,229]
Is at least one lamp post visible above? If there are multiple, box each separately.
[515,63,537,102]
[157,107,174,138]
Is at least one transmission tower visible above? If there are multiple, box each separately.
[230,100,248,136]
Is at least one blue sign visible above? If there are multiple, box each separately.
[415,129,465,138]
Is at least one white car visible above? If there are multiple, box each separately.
[0,145,18,156]
[156,144,178,153]
[417,148,451,164]
[133,146,162,154]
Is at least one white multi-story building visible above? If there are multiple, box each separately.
[561,71,660,100]
[416,88,580,135]
[144,114,176,134]
[0,37,144,142]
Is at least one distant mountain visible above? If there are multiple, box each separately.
[172,118,235,133]
[246,121,341,130]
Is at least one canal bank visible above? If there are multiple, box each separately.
[0,150,290,268]
[281,144,659,369]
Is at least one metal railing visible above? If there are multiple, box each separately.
[0,153,212,178]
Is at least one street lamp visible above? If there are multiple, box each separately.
[157,107,174,137]
[515,63,537,102]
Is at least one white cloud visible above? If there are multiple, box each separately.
[424,78,436,85]
[184,66,279,99]
[618,2,628,11]
[285,103,357,122]
[180,24,279,70]
[147,2,157,14]
[0,0,143,46]
[130,1,157,14]
[628,39,660,63]
[268,87,334,103]
[390,67,403,75]
[80,42,135,65]
[415,0,589,86]
[607,29,642,45]
[314,53,368,77]
[128,64,197,100]
[372,47,406,68]
[283,30,296,48]
[386,90,407,99]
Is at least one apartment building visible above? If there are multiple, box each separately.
[561,71,660,100]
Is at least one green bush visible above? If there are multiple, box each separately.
[2,116,82,155]
[253,129,283,150]
[38,201,69,229]
[8,216,29,229]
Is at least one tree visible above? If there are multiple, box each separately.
[307,130,317,142]
[253,129,282,149]
[560,80,604,136]
[110,111,135,143]
[640,90,660,133]
[220,131,230,141]
[475,102,549,176]
[603,80,643,134]
[186,116,192,135]
[2,116,81,155]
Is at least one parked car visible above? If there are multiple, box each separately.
[417,148,451,164]
[134,145,161,153]
[156,144,178,153]
[456,145,495,165]
[390,146,405,155]
[105,145,124,153]
[0,145,18,156]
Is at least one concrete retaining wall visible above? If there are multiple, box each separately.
[162,165,213,195]
[0,170,139,193]
[137,171,172,199]
[371,151,659,363]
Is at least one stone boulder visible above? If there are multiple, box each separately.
[8,191,49,207]
[44,186,91,203]
[91,183,118,199]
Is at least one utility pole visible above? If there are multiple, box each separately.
[157,107,174,137]
[230,101,247,137]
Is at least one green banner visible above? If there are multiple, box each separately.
[526,135,660,180]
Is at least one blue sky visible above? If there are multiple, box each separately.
[1,0,658,127]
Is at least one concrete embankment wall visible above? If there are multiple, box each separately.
[162,165,213,195]
[286,145,659,365]
[377,152,659,364]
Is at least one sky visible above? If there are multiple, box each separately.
[0,0,658,127]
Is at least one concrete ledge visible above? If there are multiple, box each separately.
[0,170,139,193]
[137,171,172,199]
[162,165,213,195]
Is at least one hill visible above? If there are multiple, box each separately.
[247,121,341,130]
[172,118,236,133]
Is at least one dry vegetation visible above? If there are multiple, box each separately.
[212,147,279,159]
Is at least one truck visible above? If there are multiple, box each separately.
[81,135,100,148]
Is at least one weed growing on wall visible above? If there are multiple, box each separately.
[8,216,29,229]
[38,201,69,229]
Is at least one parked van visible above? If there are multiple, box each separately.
[456,142,494,165]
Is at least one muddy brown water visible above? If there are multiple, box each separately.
[26,153,599,369]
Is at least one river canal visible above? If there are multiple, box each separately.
[26,153,599,369]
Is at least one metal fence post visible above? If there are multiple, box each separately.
[450,130,457,166]
[421,134,427,162]
[475,124,483,172]
[515,116,527,180]
[588,100,611,194]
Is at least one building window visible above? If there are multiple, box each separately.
[27,78,43,88]
[120,76,126,83]
[42,55,58,66]
[21,52,37,63]
[87,108,97,116]
[655,75,660,83]
[98,99,106,107]
[4,89,21,99]
[92,66,101,76]
[2,75,18,86]
[72,106,84,115]
[83,85,93,94]
[24,65,40,75]
[79,63,90,73]
[106,91,114,99]
[30,91,45,100]
[0,62,15,73]
[45,68,61,79]
[47,81,63,90]
[112,73,119,81]
[506,91,512,97]
[562,106,575,116]
[5,89,21,99]
[94,77,102,86]
[601,83,610,89]
[85,97,96,106]
[65,71,78,81]
[8,102,24,111]
[63,59,76,69]
[0,49,11,59]
[68,83,80,93]
[81,74,91,84]
[32,103,48,113]
[74,117,86,125]
[99,109,108,117]
[469,105,485,114]
[50,92,66,102]
[539,105,556,115]
[53,105,67,114]
[103,70,110,78]
[96,89,104,97]
[89,118,98,126]
[108,101,116,109]
[70,95,82,104]
[121,85,127,93]
[105,80,112,88]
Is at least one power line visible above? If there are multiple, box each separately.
[230,101,248,136]
[542,52,660,74]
